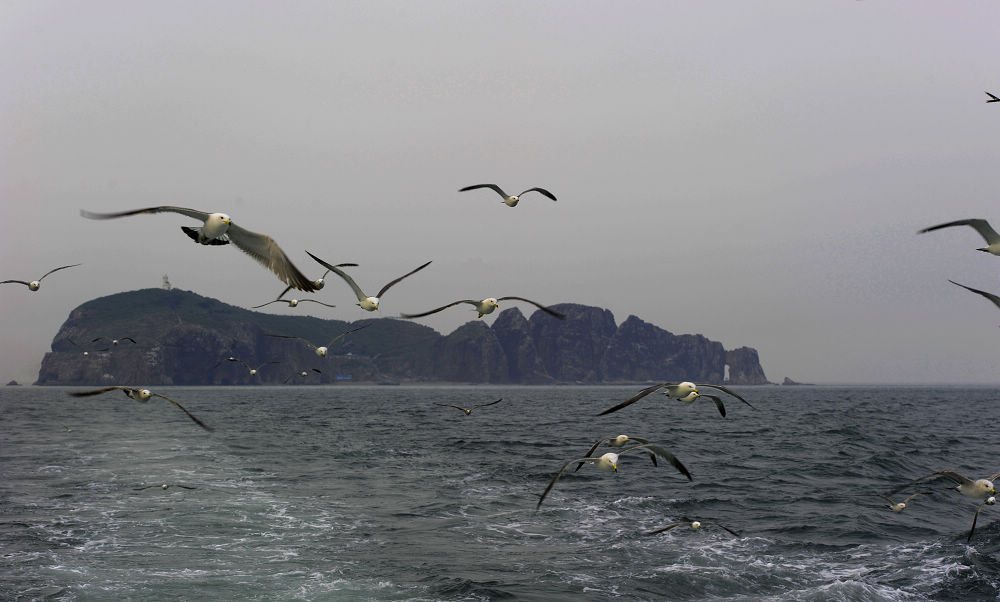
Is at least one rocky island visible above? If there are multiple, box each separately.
[35,288,769,386]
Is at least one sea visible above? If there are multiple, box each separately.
[1,385,998,601]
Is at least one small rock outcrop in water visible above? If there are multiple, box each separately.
[35,288,768,386]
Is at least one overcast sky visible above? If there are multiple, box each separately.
[2,1,999,385]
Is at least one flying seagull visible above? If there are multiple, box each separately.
[877,492,925,512]
[79,206,319,291]
[434,398,502,416]
[535,443,692,511]
[271,262,359,301]
[215,357,279,376]
[91,336,136,346]
[68,386,213,431]
[597,381,754,417]
[1,264,81,291]
[306,251,431,312]
[252,298,338,309]
[266,324,371,357]
[918,218,1000,255]
[459,184,557,207]
[400,296,565,320]
[968,496,996,542]
[134,483,197,491]
[283,368,322,384]
[948,280,1000,312]
[574,435,657,472]
[645,520,741,537]
[986,91,1000,103]
[886,469,999,500]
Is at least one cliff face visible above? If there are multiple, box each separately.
[35,288,768,385]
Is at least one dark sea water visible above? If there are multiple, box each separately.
[2,385,999,601]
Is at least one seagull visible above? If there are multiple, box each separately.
[573,435,656,472]
[535,443,692,511]
[1,264,81,291]
[266,324,371,357]
[597,381,754,417]
[134,483,197,491]
[986,91,1000,103]
[252,298,337,309]
[91,336,137,346]
[283,368,322,384]
[68,386,213,431]
[306,251,431,312]
[886,470,999,500]
[877,492,925,512]
[400,296,565,320]
[79,206,319,291]
[968,496,996,542]
[918,218,1000,255]
[215,357,279,376]
[459,184,557,207]
[948,280,1000,311]
[645,520,741,537]
[434,398,502,415]
[271,262,359,301]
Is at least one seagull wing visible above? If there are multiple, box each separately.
[574,439,608,472]
[472,398,503,410]
[119,337,137,344]
[597,383,674,416]
[645,522,687,535]
[434,403,471,413]
[251,300,285,309]
[701,384,755,409]
[518,187,557,201]
[987,91,1000,102]
[324,323,372,347]
[968,499,992,542]
[80,206,212,222]
[151,393,213,431]
[0,280,31,286]
[298,299,338,308]
[226,223,317,292]
[306,252,367,302]
[949,280,1000,310]
[700,393,727,417]
[375,261,432,298]
[918,218,1000,245]
[703,521,741,537]
[496,296,566,319]
[885,469,973,496]
[620,443,693,481]
[400,300,479,319]
[37,263,82,281]
[175,484,197,489]
[536,457,602,511]
[68,386,132,397]
[265,333,318,350]
[459,184,510,199]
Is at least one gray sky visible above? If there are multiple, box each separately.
[2,1,999,385]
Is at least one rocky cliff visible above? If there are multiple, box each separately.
[35,288,768,385]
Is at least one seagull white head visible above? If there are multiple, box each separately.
[988,496,997,506]
[136,389,152,401]
[315,346,329,357]
[28,280,41,291]
[359,296,379,311]
[503,195,520,207]
[663,382,699,399]
[288,299,299,307]
[475,298,500,317]
[596,453,619,472]
[690,521,702,530]
[249,369,258,375]
[611,435,632,447]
